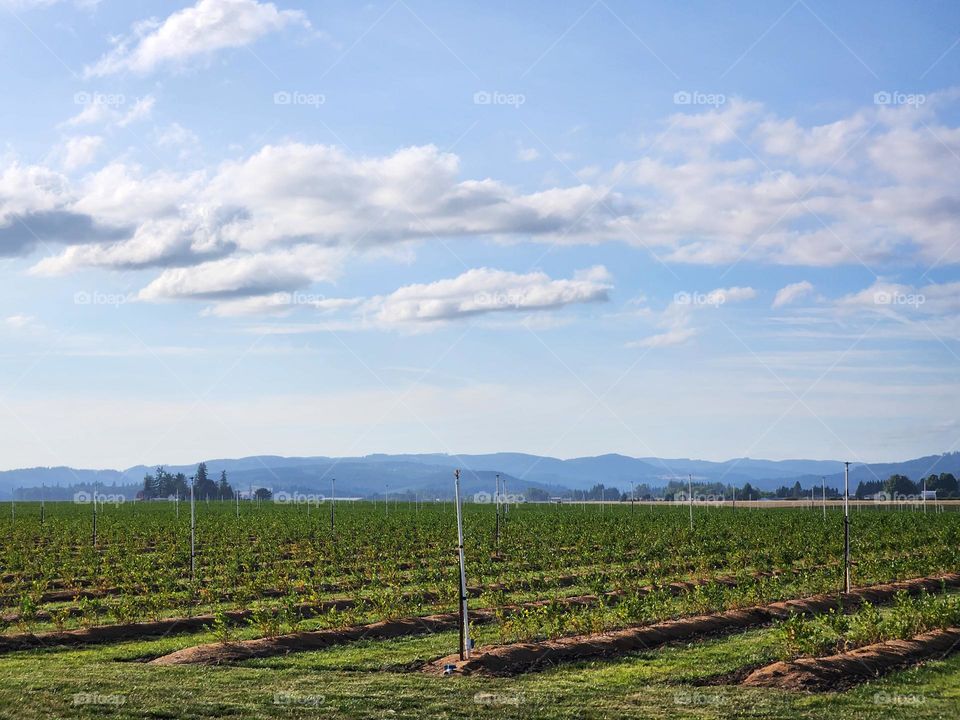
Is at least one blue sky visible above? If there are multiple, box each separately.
[0,0,958,469]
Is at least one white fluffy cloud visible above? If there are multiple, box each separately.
[62,135,103,170]
[208,267,611,325]
[25,142,625,290]
[5,91,960,310]
[773,280,814,308]
[84,0,310,77]
[367,266,611,325]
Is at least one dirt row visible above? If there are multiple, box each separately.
[425,572,960,676]
[742,627,960,691]
[149,571,960,668]
[0,565,775,655]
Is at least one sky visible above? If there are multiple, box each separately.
[0,0,958,470]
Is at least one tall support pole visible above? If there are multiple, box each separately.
[843,462,851,594]
[330,478,336,535]
[235,489,239,519]
[688,474,694,531]
[923,474,927,515]
[92,482,98,548]
[822,476,826,521]
[494,473,501,556]
[732,485,736,511]
[190,477,196,583]
[454,469,470,660]
[40,484,45,526]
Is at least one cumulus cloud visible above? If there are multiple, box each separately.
[138,244,346,301]
[62,135,103,170]
[773,280,814,308]
[26,142,626,287]
[755,114,869,167]
[84,0,310,77]
[207,267,611,325]
[366,266,611,325]
[5,91,960,309]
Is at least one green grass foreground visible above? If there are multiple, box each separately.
[0,624,958,719]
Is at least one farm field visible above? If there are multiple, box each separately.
[1,500,959,718]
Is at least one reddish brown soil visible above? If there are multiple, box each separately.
[149,611,481,665]
[742,627,960,691]
[425,573,960,676]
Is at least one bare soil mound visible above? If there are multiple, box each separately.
[742,627,960,691]
[149,612,473,665]
[425,573,960,676]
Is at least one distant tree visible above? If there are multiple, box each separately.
[525,487,549,502]
[883,474,917,498]
[172,472,188,499]
[741,482,755,500]
[155,466,177,497]
[934,472,959,498]
[217,470,233,500]
[141,472,159,499]
[856,480,884,499]
[194,462,218,500]
[253,487,272,501]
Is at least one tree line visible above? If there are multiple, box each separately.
[139,462,235,501]
[855,473,959,499]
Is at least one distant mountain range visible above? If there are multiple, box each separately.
[4,451,960,500]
